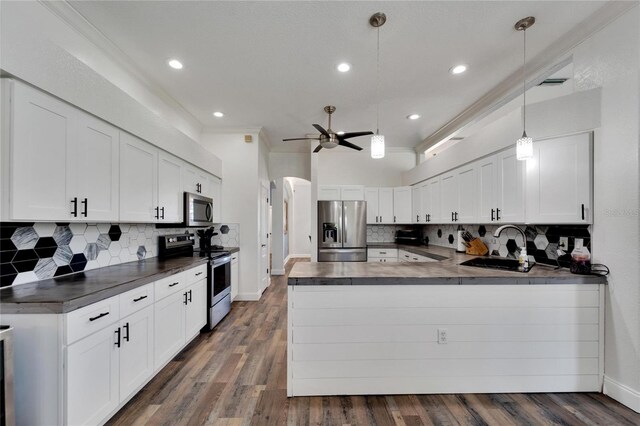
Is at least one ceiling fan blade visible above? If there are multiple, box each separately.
[313,144,323,153]
[339,131,374,140]
[338,140,363,151]
[282,137,320,141]
[312,124,330,137]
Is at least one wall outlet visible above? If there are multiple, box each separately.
[437,328,448,344]
[559,237,569,249]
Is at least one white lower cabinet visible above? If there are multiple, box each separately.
[367,248,398,263]
[154,279,206,370]
[5,264,207,425]
[119,305,155,398]
[66,325,120,426]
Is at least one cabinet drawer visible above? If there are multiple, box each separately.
[367,248,398,258]
[155,272,186,301]
[66,295,120,345]
[185,264,207,285]
[119,283,154,318]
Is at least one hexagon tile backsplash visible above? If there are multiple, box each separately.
[0,222,239,287]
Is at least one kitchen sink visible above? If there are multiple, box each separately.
[460,257,534,273]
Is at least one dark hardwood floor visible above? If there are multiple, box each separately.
[108,258,640,426]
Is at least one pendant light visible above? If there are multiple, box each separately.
[515,16,535,161]
[370,12,386,159]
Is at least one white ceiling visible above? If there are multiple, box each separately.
[68,1,608,153]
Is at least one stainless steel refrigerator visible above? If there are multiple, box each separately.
[317,200,367,262]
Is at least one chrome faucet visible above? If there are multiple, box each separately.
[493,224,526,248]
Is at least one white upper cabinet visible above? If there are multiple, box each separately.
[393,187,412,224]
[440,172,457,223]
[181,165,199,194]
[318,185,341,200]
[6,80,120,222]
[120,132,158,222]
[8,81,75,221]
[497,148,525,223]
[319,185,364,201]
[364,187,379,224]
[411,186,421,224]
[378,188,394,224]
[526,133,592,224]
[72,113,120,221]
[340,185,365,200]
[158,152,183,222]
[456,164,477,223]
[423,177,441,223]
[210,175,222,222]
[477,155,498,223]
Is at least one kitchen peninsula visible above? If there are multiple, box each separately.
[287,246,607,397]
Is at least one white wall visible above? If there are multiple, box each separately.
[200,132,263,300]
[269,152,311,181]
[270,178,285,275]
[0,1,222,177]
[289,178,312,257]
[284,180,293,261]
[318,149,416,186]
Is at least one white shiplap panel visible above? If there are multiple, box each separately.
[291,375,601,396]
[292,358,599,379]
[292,324,599,344]
[292,307,599,326]
[292,286,600,309]
[292,341,600,361]
[291,284,599,292]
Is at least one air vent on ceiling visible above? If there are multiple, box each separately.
[538,78,569,86]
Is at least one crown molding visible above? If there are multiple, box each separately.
[414,0,637,154]
[38,1,203,133]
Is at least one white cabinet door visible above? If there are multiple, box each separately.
[393,187,412,224]
[497,148,525,223]
[153,291,185,370]
[318,185,341,200]
[119,305,154,399]
[412,186,422,224]
[158,152,183,223]
[340,185,365,200]
[364,188,379,224]
[456,164,477,223]
[66,325,119,426]
[378,188,394,224]
[210,175,222,222]
[181,164,199,194]
[477,155,497,223]
[120,133,158,222]
[185,280,207,340]
[10,80,75,220]
[73,113,120,221]
[424,178,441,223]
[440,172,457,223]
[526,134,592,224]
[231,254,239,301]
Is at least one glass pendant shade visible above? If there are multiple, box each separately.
[371,134,385,159]
[516,131,533,160]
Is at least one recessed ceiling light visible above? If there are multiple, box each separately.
[337,131,345,135]
[449,64,467,75]
[407,114,421,120]
[213,111,224,118]
[337,63,351,73]
[168,59,183,70]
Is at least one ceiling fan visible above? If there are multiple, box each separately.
[283,106,373,153]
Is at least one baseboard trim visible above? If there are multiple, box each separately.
[234,292,262,301]
[603,375,640,413]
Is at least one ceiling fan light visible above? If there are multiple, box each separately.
[371,134,385,159]
[516,132,533,160]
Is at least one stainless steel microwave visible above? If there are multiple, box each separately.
[184,192,214,227]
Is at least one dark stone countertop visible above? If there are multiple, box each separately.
[290,245,607,286]
[0,256,209,314]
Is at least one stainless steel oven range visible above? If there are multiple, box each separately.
[158,234,232,331]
